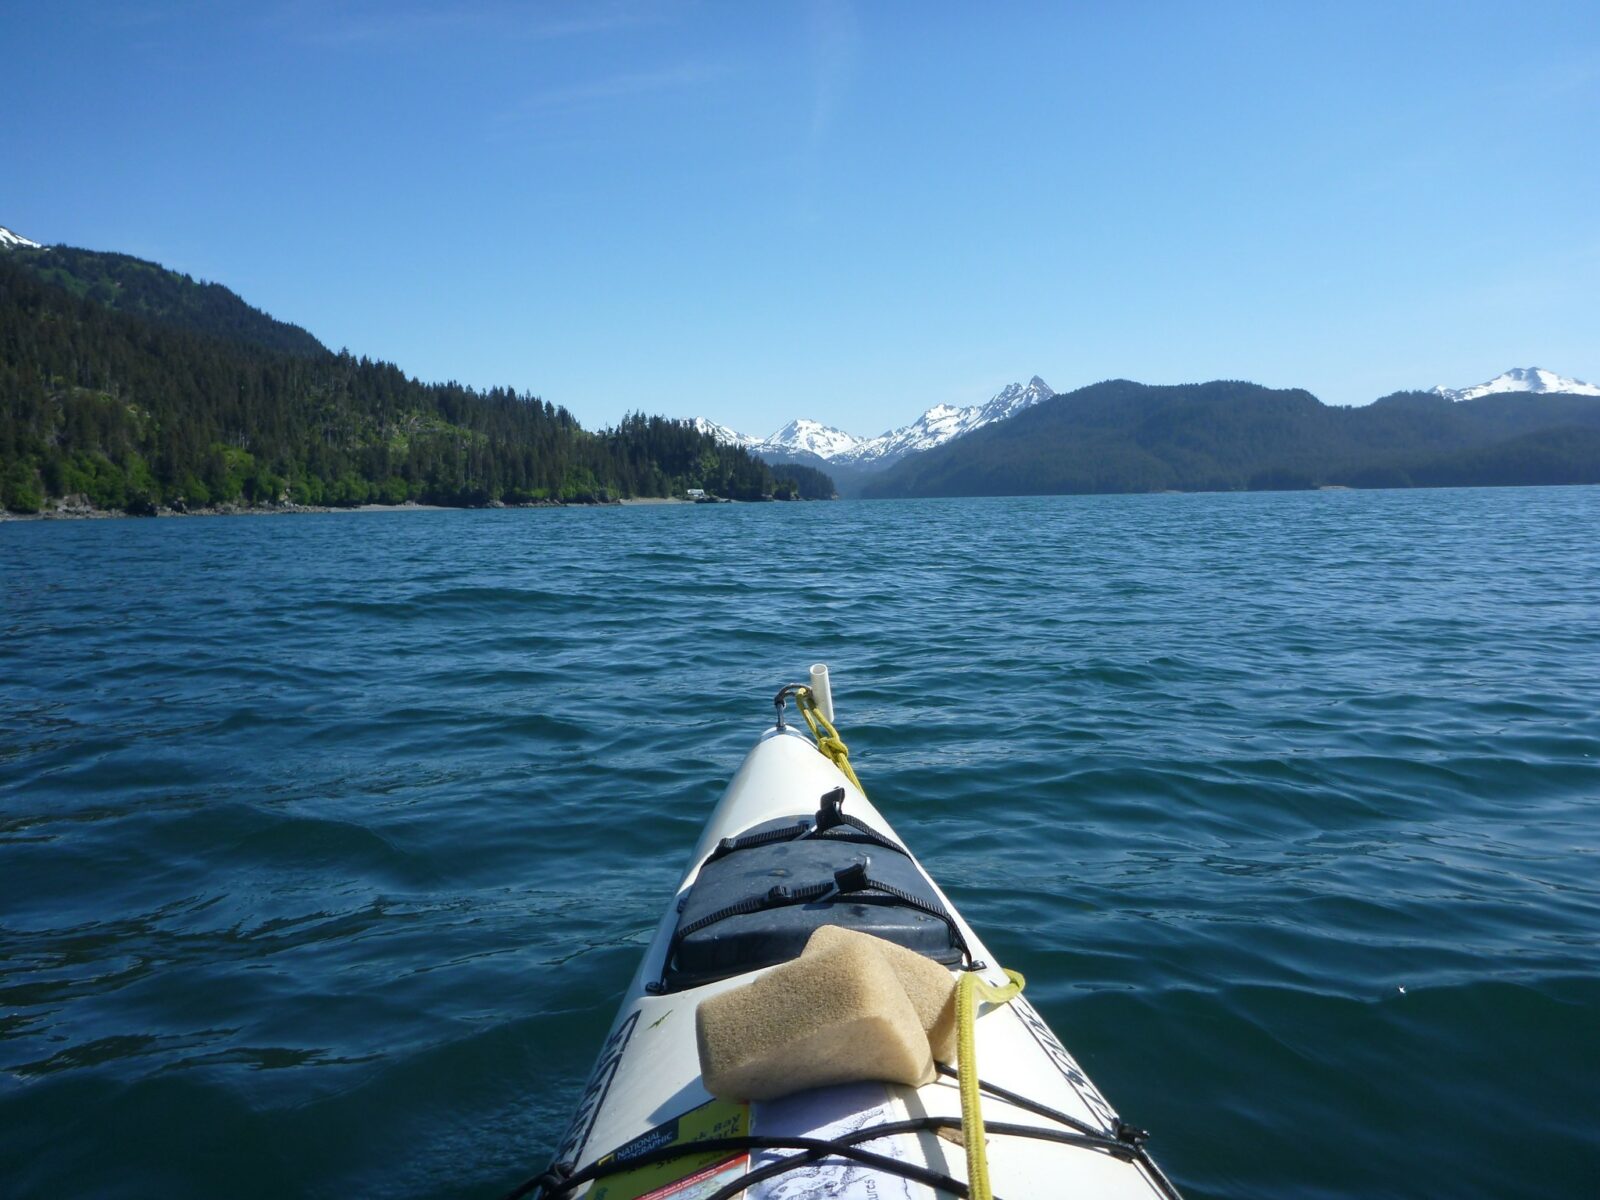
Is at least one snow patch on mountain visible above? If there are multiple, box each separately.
[761,418,864,459]
[689,376,1056,468]
[1431,367,1600,402]
[686,415,862,460]
[836,376,1055,466]
[687,416,762,449]
[0,225,44,250]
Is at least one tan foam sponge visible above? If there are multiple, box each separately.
[803,925,959,1064]
[695,936,935,1102]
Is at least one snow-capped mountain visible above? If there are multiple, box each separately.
[687,416,762,450]
[689,415,861,458]
[761,418,865,460]
[835,376,1055,466]
[1431,367,1600,402]
[689,376,1055,469]
[0,224,44,250]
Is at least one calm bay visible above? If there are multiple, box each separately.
[3,488,1597,1198]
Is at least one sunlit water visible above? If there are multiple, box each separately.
[3,489,1597,1199]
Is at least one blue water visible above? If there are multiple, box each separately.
[3,489,1597,1199]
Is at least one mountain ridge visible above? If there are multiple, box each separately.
[863,378,1600,498]
[691,375,1056,470]
[2,235,328,358]
[0,239,833,513]
[695,368,1597,488]
[0,224,43,250]
[1431,367,1600,402]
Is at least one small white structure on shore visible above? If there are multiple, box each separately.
[685,488,707,500]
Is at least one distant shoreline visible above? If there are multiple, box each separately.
[0,495,730,521]
[2,499,630,522]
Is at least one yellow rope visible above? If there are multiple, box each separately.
[789,682,1022,1198]
[956,967,1026,1200]
[794,687,865,795]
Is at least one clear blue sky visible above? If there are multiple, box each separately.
[5,2,1597,436]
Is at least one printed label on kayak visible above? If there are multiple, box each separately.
[1011,996,1119,1132]
[556,1010,641,1166]
[589,1097,750,1200]
[615,1155,748,1200]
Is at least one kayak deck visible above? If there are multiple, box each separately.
[545,728,1178,1200]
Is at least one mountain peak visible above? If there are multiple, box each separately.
[0,224,44,250]
[832,376,1057,467]
[762,418,862,458]
[1431,367,1600,402]
[687,416,760,449]
[687,374,1057,468]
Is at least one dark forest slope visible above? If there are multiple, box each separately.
[0,253,827,512]
[863,379,1600,497]
[5,244,328,357]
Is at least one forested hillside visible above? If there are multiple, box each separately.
[763,461,837,500]
[6,244,327,357]
[0,251,830,513]
[864,379,1600,497]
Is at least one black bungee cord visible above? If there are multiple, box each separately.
[504,1071,1179,1200]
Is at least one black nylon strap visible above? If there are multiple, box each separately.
[661,861,970,985]
[512,1112,1162,1200]
[702,814,910,869]
[670,877,837,949]
[703,820,815,865]
[824,812,909,857]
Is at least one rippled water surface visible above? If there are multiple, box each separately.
[3,490,1598,1199]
